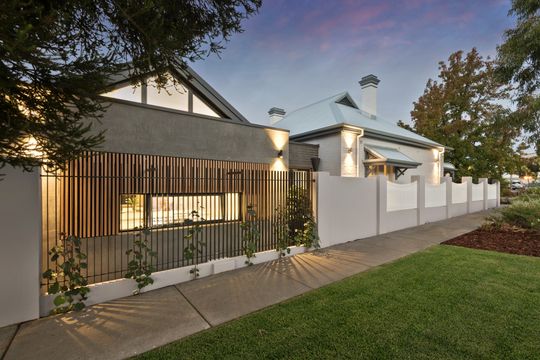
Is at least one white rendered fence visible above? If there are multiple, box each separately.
[316,173,500,249]
[387,181,417,212]
[472,183,484,201]
[452,182,468,204]
[426,182,446,208]
[487,183,497,200]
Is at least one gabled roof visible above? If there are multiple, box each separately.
[104,64,249,123]
[274,91,443,149]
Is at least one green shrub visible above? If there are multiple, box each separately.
[499,200,540,231]
[520,187,540,201]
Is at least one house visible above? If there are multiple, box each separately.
[1,64,320,327]
[270,75,449,184]
[0,66,499,329]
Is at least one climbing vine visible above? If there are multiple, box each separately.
[42,234,90,314]
[241,205,260,265]
[125,228,157,294]
[183,210,206,279]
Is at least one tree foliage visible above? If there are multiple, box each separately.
[497,0,540,151]
[410,48,521,181]
[1,0,261,172]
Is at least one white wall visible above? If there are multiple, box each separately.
[316,172,499,248]
[316,172,377,247]
[0,167,41,327]
[387,182,417,211]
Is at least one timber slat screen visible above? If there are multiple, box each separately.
[41,151,313,290]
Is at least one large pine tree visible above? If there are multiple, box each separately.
[0,0,261,172]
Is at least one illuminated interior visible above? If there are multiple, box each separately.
[120,193,240,231]
[120,194,146,231]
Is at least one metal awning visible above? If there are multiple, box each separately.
[443,162,456,171]
[364,145,422,168]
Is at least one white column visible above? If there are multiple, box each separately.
[376,175,387,235]
[479,178,488,211]
[0,166,42,327]
[462,176,473,214]
[444,176,453,219]
[411,175,426,225]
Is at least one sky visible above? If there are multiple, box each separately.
[190,0,514,127]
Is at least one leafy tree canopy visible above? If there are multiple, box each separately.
[409,48,522,181]
[497,0,540,151]
[0,0,261,172]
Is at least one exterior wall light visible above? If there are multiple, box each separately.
[347,147,353,154]
[277,150,284,159]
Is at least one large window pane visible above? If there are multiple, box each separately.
[120,194,145,230]
[146,74,189,111]
[102,84,142,102]
[193,94,220,117]
[150,193,239,227]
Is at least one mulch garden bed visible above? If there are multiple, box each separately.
[443,226,540,257]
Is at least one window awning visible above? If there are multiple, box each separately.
[443,162,456,171]
[364,145,422,169]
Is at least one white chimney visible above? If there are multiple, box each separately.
[268,107,286,125]
[359,74,380,117]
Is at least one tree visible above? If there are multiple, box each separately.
[497,0,540,151]
[410,48,522,181]
[1,0,261,172]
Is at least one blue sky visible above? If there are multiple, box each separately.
[191,0,514,126]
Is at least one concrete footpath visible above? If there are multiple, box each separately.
[0,211,490,360]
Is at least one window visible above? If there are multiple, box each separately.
[192,94,220,117]
[120,194,145,231]
[100,72,223,118]
[102,84,142,102]
[120,193,240,231]
[146,75,189,111]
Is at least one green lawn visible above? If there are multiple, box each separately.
[137,246,540,359]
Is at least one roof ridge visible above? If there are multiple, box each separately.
[283,91,350,118]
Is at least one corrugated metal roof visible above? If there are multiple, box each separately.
[274,92,443,148]
[365,145,421,167]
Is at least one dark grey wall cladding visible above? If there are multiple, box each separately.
[289,142,319,169]
[88,100,289,165]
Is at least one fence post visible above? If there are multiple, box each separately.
[462,176,473,213]
[444,176,453,219]
[0,166,41,327]
[411,175,425,226]
[376,175,387,235]
[494,180,501,208]
[479,178,488,211]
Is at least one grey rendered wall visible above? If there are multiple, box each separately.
[289,142,319,169]
[88,100,289,167]
[0,167,41,327]
[306,134,341,176]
